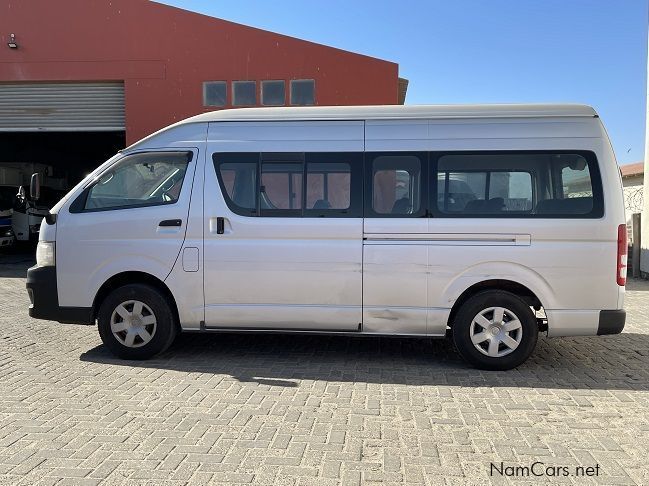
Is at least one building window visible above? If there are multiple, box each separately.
[261,80,285,106]
[203,81,227,107]
[233,81,256,106]
[290,79,315,105]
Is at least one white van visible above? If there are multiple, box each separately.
[26,104,627,370]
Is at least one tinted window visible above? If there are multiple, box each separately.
[84,152,190,211]
[434,152,601,217]
[262,80,285,106]
[218,156,258,215]
[290,80,315,105]
[369,154,423,216]
[261,159,303,214]
[437,169,533,213]
[233,81,256,106]
[203,81,227,107]
[306,162,351,211]
[213,152,361,217]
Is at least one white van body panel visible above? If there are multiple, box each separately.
[202,121,364,330]
[164,143,205,329]
[39,105,625,342]
[362,117,621,337]
[56,147,199,308]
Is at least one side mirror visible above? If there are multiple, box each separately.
[30,173,41,201]
[17,186,26,201]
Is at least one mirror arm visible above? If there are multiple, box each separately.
[44,212,57,225]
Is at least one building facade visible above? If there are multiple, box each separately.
[0,0,403,189]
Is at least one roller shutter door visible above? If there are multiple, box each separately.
[0,82,125,131]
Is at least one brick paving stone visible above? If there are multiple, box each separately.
[0,255,648,484]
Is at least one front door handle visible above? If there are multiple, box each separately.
[216,217,225,234]
[159,219,182,227]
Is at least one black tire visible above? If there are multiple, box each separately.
[452,290,538,371]
[97,284,178,360]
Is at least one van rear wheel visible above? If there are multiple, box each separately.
[97,284,177,360]
[452,290,538,370]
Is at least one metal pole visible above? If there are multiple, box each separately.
[633,212,641,278]
[640,12,649,276]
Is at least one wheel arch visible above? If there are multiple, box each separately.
[447,279,545,329]
[92,271,180,329]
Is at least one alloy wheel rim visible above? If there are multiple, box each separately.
[469,306,523,358]
[110,300,157,348]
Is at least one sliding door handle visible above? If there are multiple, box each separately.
[159,219,182,227]
[216,217,225,234]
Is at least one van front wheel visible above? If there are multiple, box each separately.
[452,290,538,370]
[97,284,177,360]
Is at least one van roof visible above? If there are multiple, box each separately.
[183,104,597,123]
[125,103,599,151]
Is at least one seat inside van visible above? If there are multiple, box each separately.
[535,197,593,214]
[464,197,505,213]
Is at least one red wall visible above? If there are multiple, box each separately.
[0,0,399,144]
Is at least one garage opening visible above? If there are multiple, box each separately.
[0,131,126,190]
[0,81,126,201]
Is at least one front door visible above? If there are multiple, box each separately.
[203,121,364,331]
[56,150,196,308]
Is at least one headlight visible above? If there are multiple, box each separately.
[1,227,12,238]
[36,241,55,267]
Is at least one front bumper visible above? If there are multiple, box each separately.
[26,265,93,324]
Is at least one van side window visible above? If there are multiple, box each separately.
[433,152,602,218]
[306,162,351,211]
[366,153,425,217]
[218,156,258,215]
[261,156,303,215]
[213,152,362,217]
[82,152,191,211]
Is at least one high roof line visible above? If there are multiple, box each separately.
[183,104,598,124]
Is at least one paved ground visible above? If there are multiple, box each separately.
[1,250,648,485]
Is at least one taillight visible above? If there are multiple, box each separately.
[617,224,627,286]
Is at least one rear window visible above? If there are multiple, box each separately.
[435,152,602,218]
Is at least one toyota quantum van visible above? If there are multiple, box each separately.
[26,104,626,370]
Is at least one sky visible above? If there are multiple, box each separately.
[157,0,648,165]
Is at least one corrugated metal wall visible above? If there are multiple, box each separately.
[0,82,125,131]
